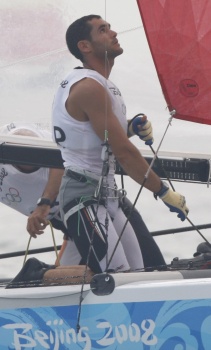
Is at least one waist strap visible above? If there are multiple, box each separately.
[64,167,119,200]
[65,167,100,182]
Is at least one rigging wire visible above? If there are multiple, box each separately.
[107,107,211,269]
[0,27,142,70]
[106,179,147,271]
[76,2,113,331]
[106,114,174,270]
[75,4,142,330]
[147,109,211,245]
[0,48,67,70]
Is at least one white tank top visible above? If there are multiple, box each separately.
[0,123,60,219]
[52,68,127,176]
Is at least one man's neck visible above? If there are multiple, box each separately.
[83,58,114,79]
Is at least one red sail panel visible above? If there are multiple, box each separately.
[137,0,211,125]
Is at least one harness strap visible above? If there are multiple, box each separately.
[65,167,100,181]
[63,197,97,228]
[65,167,119,200]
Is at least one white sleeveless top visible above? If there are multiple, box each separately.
[52,68,127,176]
[0,123,60,219]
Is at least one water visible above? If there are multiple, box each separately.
[1,0,211,279]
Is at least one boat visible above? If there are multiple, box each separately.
[1,0,211,348]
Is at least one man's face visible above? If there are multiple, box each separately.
[88,18,123,59]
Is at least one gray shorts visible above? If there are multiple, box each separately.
[59,170,144,273]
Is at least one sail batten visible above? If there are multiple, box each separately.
[137,0,211,125]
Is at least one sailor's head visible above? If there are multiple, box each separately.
[66,15,101,62]
[10,128,40,173]
[66,15,123,63]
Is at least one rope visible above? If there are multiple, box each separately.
[23,221,59,265]
[23,237,32,265]
[49,221,60,263]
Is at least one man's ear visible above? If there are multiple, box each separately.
[77,40,91,54]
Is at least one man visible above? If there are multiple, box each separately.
[52,15,189,274]
[0,122,165,270]
[0,122,95,288]
[0,122,65,240]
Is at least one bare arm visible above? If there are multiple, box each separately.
[27,168,64,238]
[38,168,64,202]
[66,78,162,193]
[65,78,188,221]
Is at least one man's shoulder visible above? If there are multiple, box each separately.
[70,76,105,98]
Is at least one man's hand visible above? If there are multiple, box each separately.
[128,114,153,145]
[27,206,50,238]
[155,182,189,221]
[27,168,64,238]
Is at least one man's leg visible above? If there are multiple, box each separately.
[113,207,144,270]
[43,265,94,285]
[56,239,82,266]
[121,197,166,268]
[6,258,94,288]
[65,203,131,273]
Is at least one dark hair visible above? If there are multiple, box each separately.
[66,15,101,62]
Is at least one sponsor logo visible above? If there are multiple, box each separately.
[109,87,122,96]
[179,79,199,97]
[60,80,68,88]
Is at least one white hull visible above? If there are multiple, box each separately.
[1,271,211,349]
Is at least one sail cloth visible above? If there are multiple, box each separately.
[137,0,211,125]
